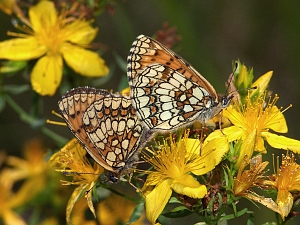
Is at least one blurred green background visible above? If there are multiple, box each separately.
[0,0,300,224]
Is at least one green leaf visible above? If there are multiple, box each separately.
[162,206,193,218]
[247,213,255,225]
[92,185,99,201]
[0,60,27,74]
[125,202,144,224]
[0,96,6,112]
[168,197,182,204]
[91,63,115,87]
[3,84,30,95]
[114,52,127,72]
[118,74,129,92]
[219,208,250,221]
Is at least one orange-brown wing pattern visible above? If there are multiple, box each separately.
[131,64,218,131]
[81,93,144,170]
[58,87,144,174]
[127,34,218,100]
[127,35,233,131]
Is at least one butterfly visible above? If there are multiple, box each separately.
[58,87,144,183]
[127,35,234,132]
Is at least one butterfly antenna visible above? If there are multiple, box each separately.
[47,110,67,126]
[224,61,239,96]
[228,86,258,96]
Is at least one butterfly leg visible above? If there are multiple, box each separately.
[128,172,145,198]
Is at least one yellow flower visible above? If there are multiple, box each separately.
[0,182,26,225]
[0,1,109,96]
[206,94,300,168]
[231,154,296,221]
[249,71,273,99]
[69,197,97,225]
[234,61,254,90]
[233,61,272,104]
[0,0,15,15]
[259,153,300,220]
[233,155,268,197]
[97,193,146,225]
[141,130,229,224]
[0,139,50,225]
[0,139,48,203]
[50,138,104,224]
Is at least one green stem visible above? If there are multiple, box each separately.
[41,127,68,147]
[4,94,68,146]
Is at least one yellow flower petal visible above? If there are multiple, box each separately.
[191,137,229,175]
[121,87,131,96]
[261,132,300,154]
[185,138,201,155]
[264,106,287,133]
[66,184,89,225]
[223,105,246,127]
[235,63,251,88]
[277,190,293,219]
[31,54,63,96]
[0,37,46,60]
[61,43,109,76]
[85,185,96,218]
[145,179,172,225]
[0,0,15,15]
[235,129,256,168]
[206,126,244,144]
[244,193,283,218]
[65,20,98,45]
[255,136,266,153]
[142,172,163,187]
[2,209,27,225]
[8,176,45,208]
[171,174,207,198]
[250,71,273,98]
[29,1,57,33]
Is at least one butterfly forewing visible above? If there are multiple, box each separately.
[127,35,233,131]
[127,35,218,100]
[58,87,144,175]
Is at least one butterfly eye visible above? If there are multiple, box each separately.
[105,172,119,183]
[221,95,234,108]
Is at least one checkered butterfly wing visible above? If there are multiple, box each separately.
[131,64,218,131]
[58,87,144,178]
[127,35,218,96]
[127,35,232,131]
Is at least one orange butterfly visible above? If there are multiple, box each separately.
[58,87,144,182]
[127,35,233,132]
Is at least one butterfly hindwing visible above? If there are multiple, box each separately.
[82,94,144,170]
[58,87,143,177]
[132,64,217,131]
[58,87,114,171]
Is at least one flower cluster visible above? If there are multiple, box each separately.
[50,64,300,225]
[0,2,300,224]
[0,139,57,225]
[51,63,300,225]
[0,0,108,95]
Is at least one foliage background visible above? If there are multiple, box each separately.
[0,0,299,224]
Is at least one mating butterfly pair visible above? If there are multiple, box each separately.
[58,35,233,182]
